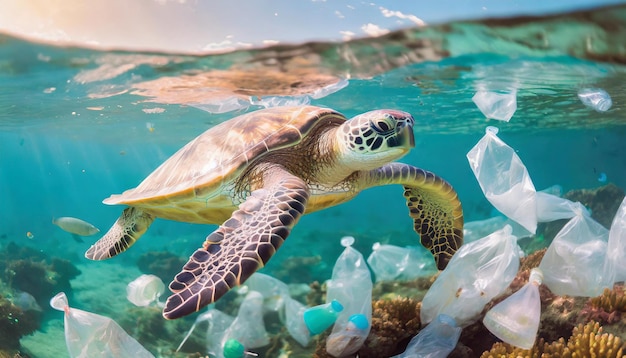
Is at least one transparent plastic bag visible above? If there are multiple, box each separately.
[176,307,234,356]
[472,90,517,122]
[244,272,290,312]
[225,291,269,349]
[608,197,626,282]
[366,243,436,282]
[420,226,520,327]
[539,205,612,297]
[283,296,311,347]
[325,236,372,357]
[535,192,580,222]
[50,292,154,358]
[483,268,543,349]
[393,314,461,358]
[126,274,165,307]
[467,126,537,233]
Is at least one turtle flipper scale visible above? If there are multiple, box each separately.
[85,207,155,260]
[363,163,463,270]
[163,169,309,320]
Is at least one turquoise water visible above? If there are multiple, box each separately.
[1,3,625,358]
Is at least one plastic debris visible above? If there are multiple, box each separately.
[467,126,537,233]
[578,88,612,112]
[472,90,517,122]
[598,172,608,183]
[176,307,234,356]
[483,268,543,349]
[126,274,165,307]
[10,291,42,312]
[393,314,462,358]
[52,217,100,236]
[608,197,626,283]
[223,339,258,358]
[283,296,312,347]
[539,204,613,297]
[325,236,373,357]
[244,272,290,312]
[421,226,520,327]
[366,242,437,282]
[225,291,270,349]
[303,300,344,335]
[50,292,154,358]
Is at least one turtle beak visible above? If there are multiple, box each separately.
[388,122,415,150]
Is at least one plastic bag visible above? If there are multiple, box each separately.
[176,307,235,356]
[50,292,154,358]
[126,274,165,307]
[283,296,312,347]
[483,268,543,349]
[225,291,269,349]
[472,90,517,122]
[366,243,437,282]
[607,197,626,282]
[244,272,290,313]
[467,126,537,233]
[535,192,581,222]
[393,314,461,358]
[325,236,372,357]
[539,204,613,297]
[421,226,520,327]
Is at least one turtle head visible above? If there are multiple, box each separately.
[336,109,415,170]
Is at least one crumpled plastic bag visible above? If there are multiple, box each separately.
[467,126,537,233]
[283,296,311,347]
[225,291,269,349]
[472,90,518,122]
[392,314,461,358]
[325,236,372,357]
[421,226,520,327]
[50,292,154,358]
[366,243,437,282]
[539,204,613,297]
[607,197,626,283]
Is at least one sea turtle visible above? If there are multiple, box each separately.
[85,105,463,319]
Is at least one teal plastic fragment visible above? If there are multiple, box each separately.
[223,338,245,358]
[303,299,344,335]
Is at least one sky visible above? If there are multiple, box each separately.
[1,0,624,54]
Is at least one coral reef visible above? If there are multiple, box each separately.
[0,294,40,350]
[481,321,625,358]
[136,251,187,284]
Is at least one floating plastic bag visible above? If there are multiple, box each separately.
[225,291,270,349]
[50,292,154,358]
[421,226,520,327]
[283,296,312,347]
[366,243,437,282]
[608,197,626,283]
[325,236,372,357]
[539,204,613,297]
[467,126,537,233]
[472,90,518,122]
[483,268,543,349]
[393,314,461,358]
[176,307,234,355]
[578,88,612,112]
[244,272,290,312]
[126,274,165,307]
[535,192,581,222]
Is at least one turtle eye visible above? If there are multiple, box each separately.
[370,118,394,135]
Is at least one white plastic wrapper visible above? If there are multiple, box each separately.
[420,226,520,327]
[539,205,613,297]
[472,90,517,122]
[467,126,537,233]
[126,274,165,307]
[607,197,626,282]
[366,243,437,282]
[577,88,612,112]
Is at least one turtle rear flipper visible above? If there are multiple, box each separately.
[163,167,309,320]
[362,163,464,270]
[84,207,155,260]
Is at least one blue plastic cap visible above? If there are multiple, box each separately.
[348,314,369,330]
[330,300,344,313]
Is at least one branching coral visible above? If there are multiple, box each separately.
[481,321,625,358]
[582,284,626,324]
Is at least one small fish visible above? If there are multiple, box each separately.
[26,231,34,239]
[598,172,607,183]
[52,217,100,240]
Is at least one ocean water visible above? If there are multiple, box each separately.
[0,3,625,358]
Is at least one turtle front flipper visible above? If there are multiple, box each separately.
[363,163,463,270]
[163,167,309,320]
[84,207,155,260]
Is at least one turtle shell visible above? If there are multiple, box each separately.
[104,106,346,208]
